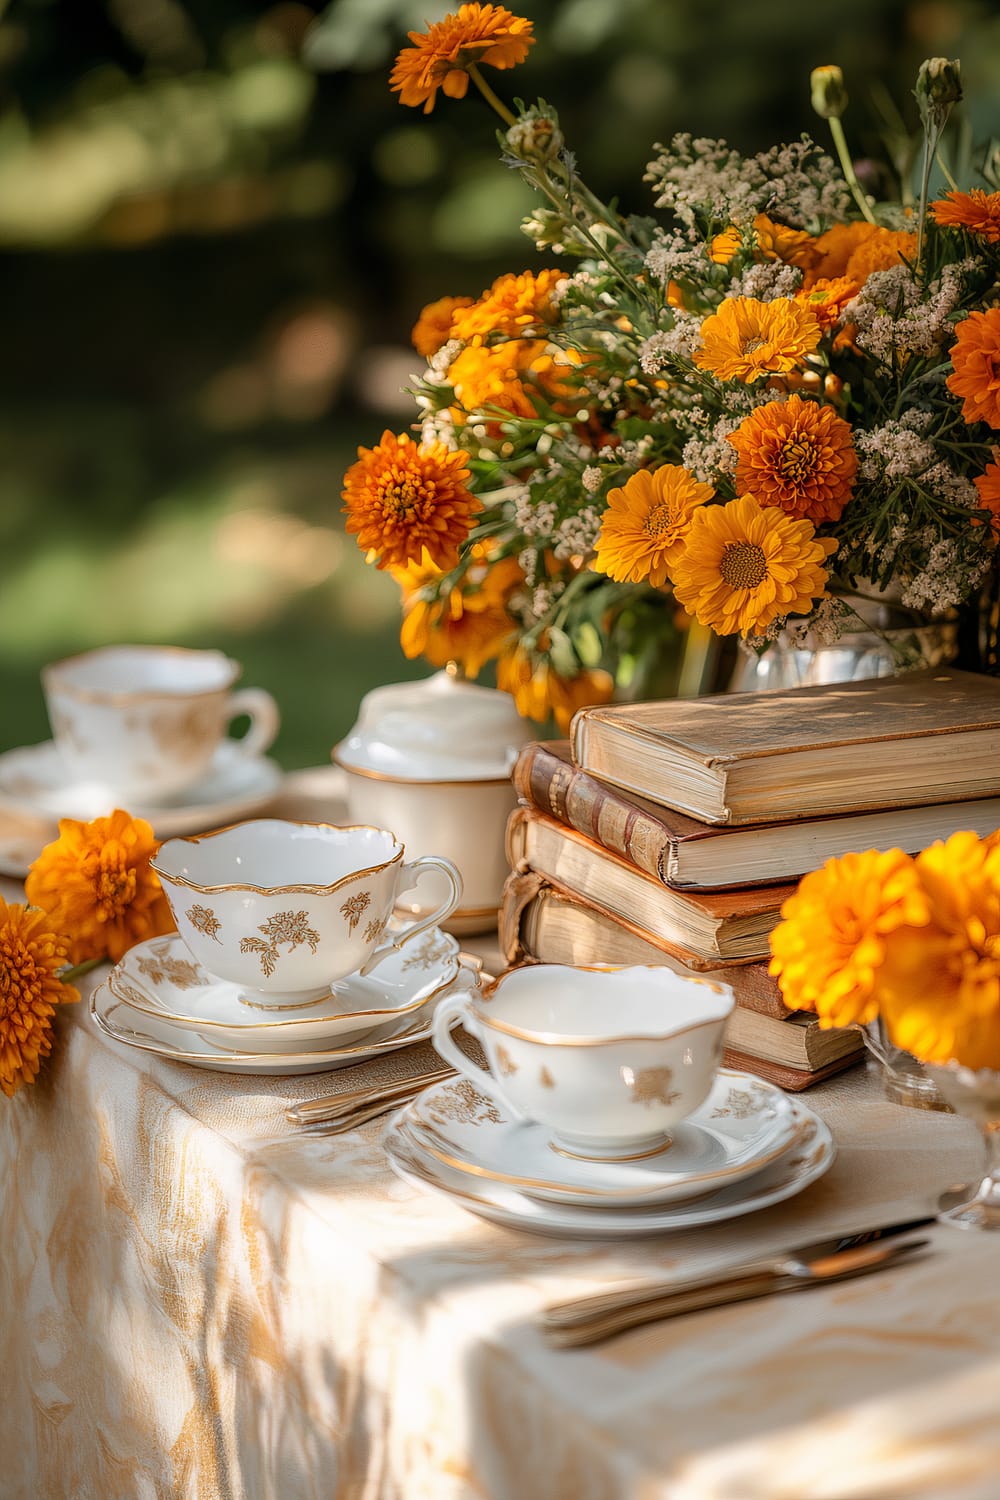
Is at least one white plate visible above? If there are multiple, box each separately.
[384,1103,835,1239]
[405,1071,800,1208]
[0,739,283,836]
[107,927,462,1052]
[90,980,460,1076]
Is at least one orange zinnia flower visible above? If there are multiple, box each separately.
[25,810,174,966]
[794,275,860,333]
[693,297,821,383]
[728,395,857,524]
[394,549,521,676]
[670,494,837,637]
[449,269,564,343]
[947,309,1000,429]
[447,340,582,427]
[412,295,474,357]
[806,222,885,285]
[497,642,614,732]
[593,465,714,587]
[390,4,533,114]
[0,896,80,1097]
[342,430,480,570]
[973,461,1000,536]
[752,213,819,271]
[769,849,929,1030]
[843,228,917,284]
[932,189,1000,245]
[709,225,742,265]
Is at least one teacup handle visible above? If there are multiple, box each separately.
[224,688,280,760]
[358,855,463,977]
[430,990,526,1120]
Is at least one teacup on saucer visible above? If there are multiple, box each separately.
[431,963,734,1162]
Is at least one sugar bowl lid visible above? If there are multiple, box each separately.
[334,669,533,782]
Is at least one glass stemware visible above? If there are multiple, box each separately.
[923,1062,1000,1231]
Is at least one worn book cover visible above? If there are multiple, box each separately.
[514,739,1000,890]
[571,668,1000,825]
[505,806,794,961]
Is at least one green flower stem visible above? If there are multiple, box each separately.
[935,149,959,192]
[61,956,105,985]
[467,63,516,127]
[828,116,878,225]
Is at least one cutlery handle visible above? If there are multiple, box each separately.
[301,1096,420,1137]
[544,1269,780,1345]
[288,1067,456,1125]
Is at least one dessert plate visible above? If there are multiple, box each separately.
[384,1103,835,1239]
[107,926,462,1052]
[403,1071,800,1208]
[90,980,462,1076]
[0,739,283,836]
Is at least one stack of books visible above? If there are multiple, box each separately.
[501,669,1000,1090]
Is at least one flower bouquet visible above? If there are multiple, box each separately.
[341,5,1000,727]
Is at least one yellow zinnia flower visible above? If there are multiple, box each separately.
[878,833,1000,1070]
[0,896,80,1097]
[752,213,819,271]
[693,297,822,383]
[448,340,582,428]
[496,642,614,731]
[727,394,858,524]
[342,430,480,571]
[390,4,533,114]
[412,295,474,357]
[769,849,928,1029]
[593,465,714,588]
[25,809,174,966]
[669,494,837,637]
[449,268,564,343]
[394,549,521,676]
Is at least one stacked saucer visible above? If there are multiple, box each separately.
[384,1070,835,1238]
[91,924,470,1076]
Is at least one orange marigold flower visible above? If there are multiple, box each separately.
[973,460,1000,536]
[0,896,80,1098]
[752,213,819,271]
[709,226,742,265]
[843,228,917,284]
[342,430,481,570]
[394,548,521,676]
[947,309,1000,429]
[693,297,822,383]
[877,833,1000,1070]
[412,295,474,357]
[497,643,614,731]
[24,810,174,966]
[806,222,884,284]
[390,4,533,114]
[932,189,1000,244]
[670,494,837,638]
[769,849,928,1030]
[449,269,564,343]
[794,275,860,332]
[727,394,857,524]
[448,340,582,427]
[593,465,714,588]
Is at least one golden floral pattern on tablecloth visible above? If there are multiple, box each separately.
[340,891,371,933]
[185,904,223,943]
[239,911,320,978]
[136,942,206,991]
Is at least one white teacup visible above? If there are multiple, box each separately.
[151,818,462,1008]
[42,645,280,803]
[432,964,734,1160]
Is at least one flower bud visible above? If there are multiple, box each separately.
[506,107,563,163]
[914,57,963,120]
[810,65,848,120]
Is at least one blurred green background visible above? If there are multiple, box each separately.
[1,0,998,769]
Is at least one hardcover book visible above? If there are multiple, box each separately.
[570,669,1000,826]
[499,872,862,1090]
[506,806,793,962]
[514,739,1000,890]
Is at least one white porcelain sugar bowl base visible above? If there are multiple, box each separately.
[333,670,533,935]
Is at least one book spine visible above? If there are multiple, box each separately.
[513,743,675,884]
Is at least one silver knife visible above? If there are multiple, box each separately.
[543,1216,934,1347]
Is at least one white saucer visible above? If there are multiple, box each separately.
[0,739,283,836]
[90,978,462,1076]
[404,1071,800,1208]
[108,927,462,1052]
[384,1102,835,1239]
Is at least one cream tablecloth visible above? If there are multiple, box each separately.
[4,777,1000,1498]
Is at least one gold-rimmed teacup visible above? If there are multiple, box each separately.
[431,963,734,1161]
[151,818,462,1008]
